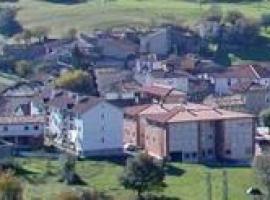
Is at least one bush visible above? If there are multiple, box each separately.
[54,70,96,94]
[0,7,22,36]
[0,172,23,200]
[14,60,33,77]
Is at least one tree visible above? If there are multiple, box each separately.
[119,153,166,199]
[54,70,96,94]
[66,28,78,40]
[31,26,49,43]
[254,155,270,199]
[59,154,77,185]
[203,5,223,23]
[260,108,270,127]
[261,13,270,30]
[0,7,22,37]
[0,172,23,200]
[224,10,244,25]
[14,60,33,77]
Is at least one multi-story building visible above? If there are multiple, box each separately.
[42,89,123,157]
[123,103,255,163]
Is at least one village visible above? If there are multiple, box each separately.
[0,22,270,199]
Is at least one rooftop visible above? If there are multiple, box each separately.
[125,102,253,124]
[0,115,45,125]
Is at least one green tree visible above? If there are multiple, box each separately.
[54,70,96,94]
[261,13,270,30]
[224,10,244,24]
[14,60,32,77]
[59,154,77,185]
[0,7,22,36]
[66,28,78,40]
[0,172,23,200]
[260,109,270,127]
[119,153,166,199]
[31,26,49,43]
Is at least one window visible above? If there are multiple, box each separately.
[226,149,231,155]
[34,125,39,130]
[192,152,197,158]
[101,137,105,143]
[227,79,231,86]
[184,153,190,159]
[3,126,8,131]
[101,113,105,119]
[208,134,213,140]
[24,126,29,131]
[152,137,156,143]
[208,149,213,155]
[202,150,206,158]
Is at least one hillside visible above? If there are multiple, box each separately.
[4,0,270,36]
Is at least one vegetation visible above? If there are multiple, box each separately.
[0,7,22,37]
[254,155,270,199]
[119,153,166,199]
[5,157,255,200]
[54,70,96,94]
[14,60,32,78]
[0,0,265,36]
[0,172,23,200]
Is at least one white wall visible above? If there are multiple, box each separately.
[223,118,253,161]
[79,102,123,153]
[146,76,188,93]
[169,122,198,161]
[0,123,44,137]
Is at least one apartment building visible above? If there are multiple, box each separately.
[124,103,255,163]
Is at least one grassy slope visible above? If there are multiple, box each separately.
[5,0,269,36]
[18,158,258,200]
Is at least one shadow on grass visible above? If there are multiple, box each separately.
[203,160,251,169]
[80,155,128,166]
[144,194,182,200]
[38,0,89,5]
[165,164,186,177]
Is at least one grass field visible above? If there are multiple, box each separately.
[0,0,269,36]
[15,157,259,200]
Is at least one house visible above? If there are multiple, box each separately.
[138,84,187,104]
[140,28,171,56]
[0,115,45,149]
[0,94,46,149]
[230,81,270,114]
[145,69,191,93]
[94,68,141,100]
[97,37,139,60]
[44,89,123,157]
[211,64,270,95]
[123,103,255,163]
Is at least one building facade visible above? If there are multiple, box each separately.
[124,103,255,163]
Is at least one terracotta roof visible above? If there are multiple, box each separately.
[0,116,45,125]
[139,85,186,98]
[213,64,270,79]
[125,102,253,124]
[146,104,253,124]
[150,69,191,79]
[230,81,267,93]
[37,88,103,114]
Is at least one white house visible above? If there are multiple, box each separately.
[211,64,270,95]
[0,116,45,149]
[46,90,123,157]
